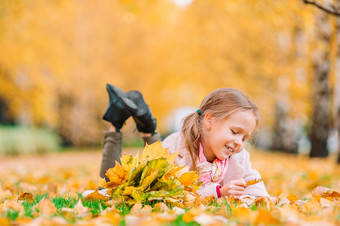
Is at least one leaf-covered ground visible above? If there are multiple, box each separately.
[0,149,339,225]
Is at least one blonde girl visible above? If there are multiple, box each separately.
[96,84,269,198]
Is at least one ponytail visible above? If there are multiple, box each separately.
[181,111,202,170]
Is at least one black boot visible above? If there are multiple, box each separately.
[102,84,137,130]
[127,90,157,134]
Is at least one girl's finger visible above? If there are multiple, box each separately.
[234,179,247,187]
[229,190,244,196]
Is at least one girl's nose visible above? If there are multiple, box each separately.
[234,137,242,146]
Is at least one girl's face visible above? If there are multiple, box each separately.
[201,109,257,162]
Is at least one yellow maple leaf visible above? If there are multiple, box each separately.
[105,162,126,186]
[121,154,138,172]
[122,186,137,196]
[140,141,178,164]
[98,177,108,188]
[140,169,159,190]
[178,171,200,186]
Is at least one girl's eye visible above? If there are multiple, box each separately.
[231,130,237,135]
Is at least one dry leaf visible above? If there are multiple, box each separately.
[121,155,138,172]
[130,202,143,215]
[312,186,340,201]
[254,209,281,225]
[18,192,34,203]
[178,171,200,186]
[74,200,90,217]
[83,190,109,201]
[287,194,299,204]
[140,141,178,164]
[0,218,10,226]
[104,212,121,224]
[154,203,170,212]
[0,190,12,201]
[37,199,56,215]
[3,200,24,212]
[105,162,126,187]
[182,207,206,223]
[246,178,263,186]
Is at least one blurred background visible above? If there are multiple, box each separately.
[0,0,339,162]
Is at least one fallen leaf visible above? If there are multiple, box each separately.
[182,207,205,223]
[83,190,109,201]
[140,141,178,164]
[130,202,152,215]
[74,200,90,217]
[312,186,340,201]
[246,178,263,186]
[37,199,57,215]
[0,218,9,226]
[105,162,126,187]
[254,209,281,225]
[104,212,121,224]
[121,155,138,172]
[18,192,34,203]
[287,194,299,204]
[154,203,170,212]
[178,171,200,186]
[3,200,24,212]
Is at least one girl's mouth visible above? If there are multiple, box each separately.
[225,145,234,153]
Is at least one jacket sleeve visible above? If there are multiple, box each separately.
[162,132,179,154]
[241,150,269,197]
[196,182,221,199]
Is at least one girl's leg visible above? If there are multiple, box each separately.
[99,130,160,181]
[142,133,161,146]
[100,126,122,181]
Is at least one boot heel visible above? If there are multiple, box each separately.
[126,90,157,134]
[102,100,132,129]
[102,84,137,129]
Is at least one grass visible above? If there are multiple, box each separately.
[0,126,60,155]
[51,197,78,209]
[6,210,19,221]
[1,195,110,223]
[171,215,200,226]
[115,203,132,216]
[1,149,339,224]
[82,199,107,215]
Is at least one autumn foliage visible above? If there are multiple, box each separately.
[0,144,340,225]
[0,0,319,147]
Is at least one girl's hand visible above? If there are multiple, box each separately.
[220,179,247,197]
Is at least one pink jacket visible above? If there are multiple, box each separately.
[162,132,269,198]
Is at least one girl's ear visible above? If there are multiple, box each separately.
[203,113,214,131]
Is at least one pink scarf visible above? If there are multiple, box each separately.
[197,143,229,185]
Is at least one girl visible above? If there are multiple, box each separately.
[98,84,269,199]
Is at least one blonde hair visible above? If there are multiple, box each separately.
[181,88,260,170]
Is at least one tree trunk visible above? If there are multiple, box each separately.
[309,13,331,158]
[56,93,75,147]
[337,105,340,163]
[336,14,340,164]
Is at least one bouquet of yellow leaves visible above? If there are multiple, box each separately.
[98,141,202,205]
